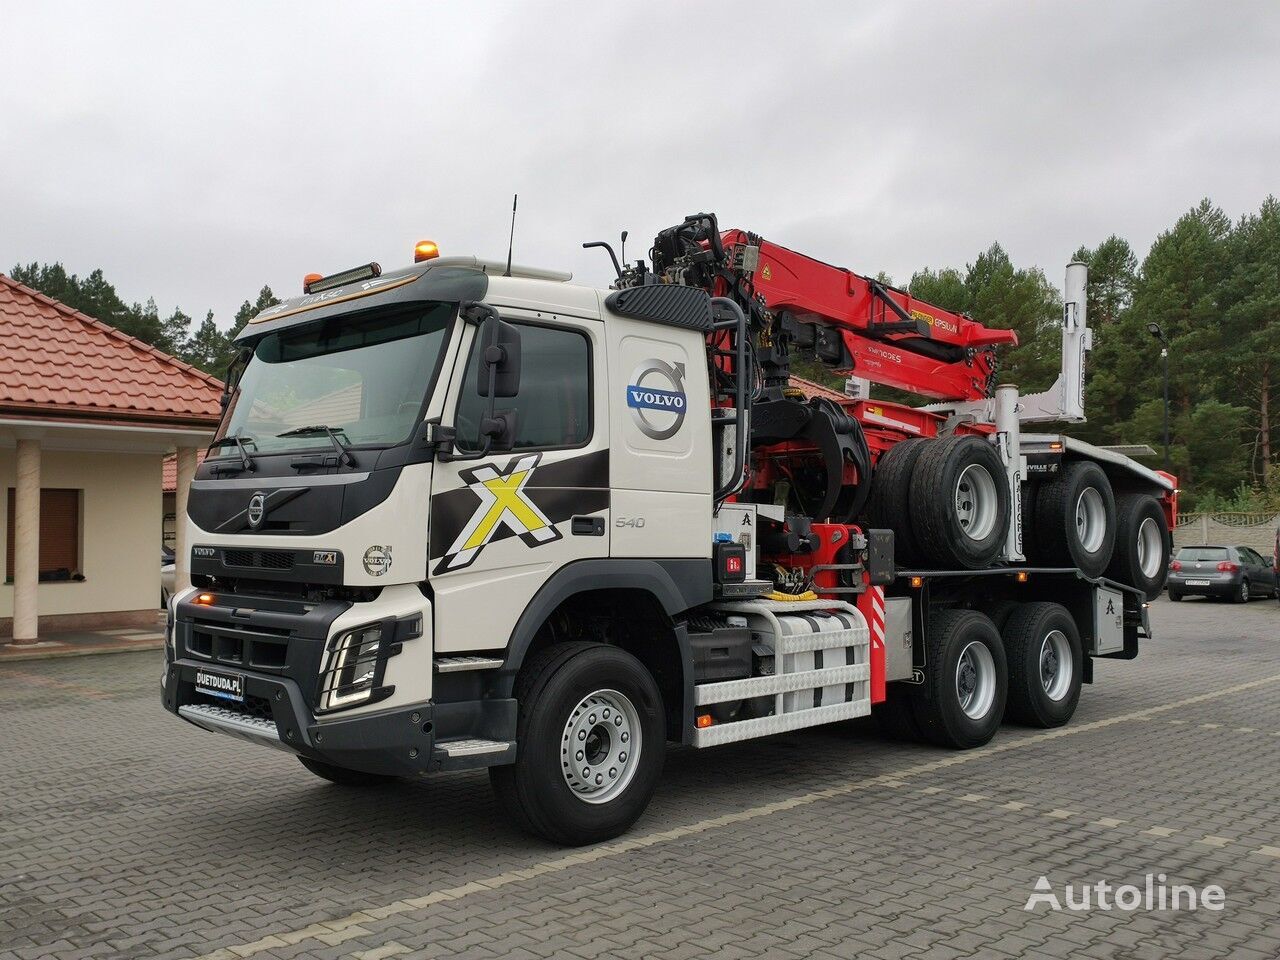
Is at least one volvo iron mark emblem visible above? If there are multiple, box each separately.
[626,358,687,440]
[246,493,266,529]
[363,545,393,577]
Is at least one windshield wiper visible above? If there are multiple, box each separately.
[277,425,357,467]
[208,434,257,472]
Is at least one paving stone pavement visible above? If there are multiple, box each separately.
[2,595,1279,959]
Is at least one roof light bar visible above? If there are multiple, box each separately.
[304,262,382,295]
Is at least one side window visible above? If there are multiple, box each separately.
[455,322,591,451]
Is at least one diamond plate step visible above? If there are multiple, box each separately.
[434,656,505,674]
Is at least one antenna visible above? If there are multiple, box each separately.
[503,194,518,277]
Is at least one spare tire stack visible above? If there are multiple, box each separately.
[866,434,1010,570]
[864,435,1166,595]
[910,436,1010,569]
[1025,461,1116,578]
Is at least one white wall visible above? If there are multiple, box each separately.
[0,449,162,618]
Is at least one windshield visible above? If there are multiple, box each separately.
[218,302,454,456]
[1176,547,1229,562]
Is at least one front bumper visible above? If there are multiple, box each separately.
[163,658,516,775]
[162,586,515,775]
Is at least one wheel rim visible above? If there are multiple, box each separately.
[955,640,997,720]
[954,464,999,542]
[1039,629,1073,701]
[1075,487,1107,553]
[1241,581,1249,601]
[1135,517,1162,578]
[560,689,641,805]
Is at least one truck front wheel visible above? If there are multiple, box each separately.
[909,609,1007,748]
[1001,602,1082,727]
[490,642,666,846]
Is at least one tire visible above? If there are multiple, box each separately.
[1105,494,1170,600]
[1032,461,1115,578]
[1235,580,1250,604]
[298,756,398,786]
[984,600,1021,632]
[910,436,1010,569]
[865,438,930,565]
[1001,602,1082,728]
[1169,591,1182,602]
[490,642,666,846]
[909,608,1007,749]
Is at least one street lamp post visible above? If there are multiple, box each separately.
[1147,322,1171,473]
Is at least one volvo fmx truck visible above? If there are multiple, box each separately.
[163,215,1176,844]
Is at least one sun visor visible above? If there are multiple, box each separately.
[236,261,489,344]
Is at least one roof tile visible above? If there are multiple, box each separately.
[0,275,223,423]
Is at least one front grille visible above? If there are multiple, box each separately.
[188,621,291,672]
[224,549,295,570]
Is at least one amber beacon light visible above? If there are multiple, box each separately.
[414,240,440,262]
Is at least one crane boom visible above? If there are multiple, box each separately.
[645,213,1017,403]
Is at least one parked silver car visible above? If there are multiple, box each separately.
[1167,544,1278,603]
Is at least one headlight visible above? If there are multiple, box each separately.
[317,624,386,712]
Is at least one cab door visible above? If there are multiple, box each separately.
[429,308,609,654]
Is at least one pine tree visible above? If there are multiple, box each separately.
[1222,196,1280,485]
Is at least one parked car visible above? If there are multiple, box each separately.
[161,546,175,609]
[1167,544,1278,602]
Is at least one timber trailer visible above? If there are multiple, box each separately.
[162,214,1176,844]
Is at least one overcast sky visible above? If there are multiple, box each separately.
[2,1,1277,326]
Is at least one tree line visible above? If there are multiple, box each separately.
[799,196,1278,511]
[10,195,1279,509]
[7,261,277,380]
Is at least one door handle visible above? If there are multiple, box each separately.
[571,516,605,537]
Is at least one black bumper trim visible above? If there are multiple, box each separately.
[164,658,515,777]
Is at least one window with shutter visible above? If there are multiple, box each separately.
[5,489,82,581]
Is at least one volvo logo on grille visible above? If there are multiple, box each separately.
[246,493,266,529]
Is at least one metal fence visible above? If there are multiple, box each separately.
[1174,512,1280,554]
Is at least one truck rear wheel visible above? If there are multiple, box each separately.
[490,642,666,846]
[865,437,930,564]
[1032,461,1115,578]
[910,436,1010,569]
[1001,602,1082,727]
[1105,493,1169,599]
[909,608,1007,748]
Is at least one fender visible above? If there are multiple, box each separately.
[494,557,712,738]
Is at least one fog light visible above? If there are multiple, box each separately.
[318,624,384,712]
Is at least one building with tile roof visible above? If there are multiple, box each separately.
[0,275,223,642]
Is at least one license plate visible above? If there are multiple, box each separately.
[195,667,245,702]
[1185,579,1211,586]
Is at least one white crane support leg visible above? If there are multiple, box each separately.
[995,384,1025,561]
[922,262,1092,427]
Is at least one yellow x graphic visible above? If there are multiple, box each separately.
[461,469,549,551]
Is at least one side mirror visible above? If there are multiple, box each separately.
[477,317,521,399]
